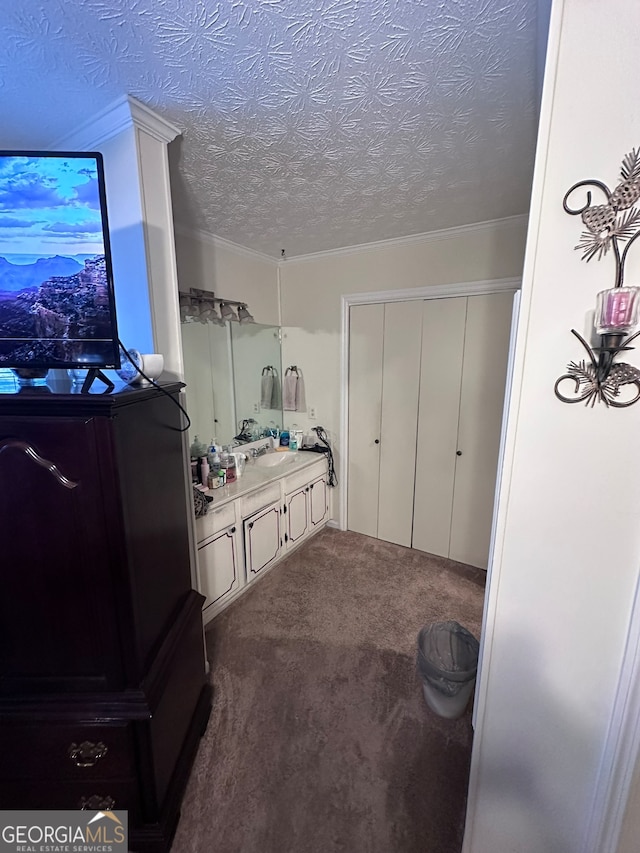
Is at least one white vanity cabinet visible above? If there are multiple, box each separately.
[282,459,328,549]
[198,525,241,617]
[194,454,331,624]
[309,473,329,529]
[197,502,242,619]
[244,500,282,578]
[284,484,309,548]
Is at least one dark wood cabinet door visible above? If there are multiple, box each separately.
[0,416,124,694]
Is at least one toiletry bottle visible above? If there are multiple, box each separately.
[219,449,236,484]
[200,455,210,488]
[209,448,221,477]
[280,430,289,448]
[226,453,237,483]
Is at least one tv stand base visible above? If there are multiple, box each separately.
[81,368,115,394]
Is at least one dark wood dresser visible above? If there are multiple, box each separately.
[0,379,211,852]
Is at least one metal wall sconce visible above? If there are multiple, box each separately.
[555,148,640,407]
[178,288,254,326]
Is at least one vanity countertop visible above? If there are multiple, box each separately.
[198,449,326,509]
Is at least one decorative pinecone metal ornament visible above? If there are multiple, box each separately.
[581,204,616,234]
[610,148,640,210]
[565,147,640,285]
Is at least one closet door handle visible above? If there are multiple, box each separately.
[456,450,462,456]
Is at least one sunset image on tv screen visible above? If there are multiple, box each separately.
[0,153,118,368]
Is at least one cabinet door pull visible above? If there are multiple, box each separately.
[283,504,287,514]
[248,521,254,530]
[284,533,288,542]
[68,741,108,768]
[229,526,236,534]
[456,450,462,456]
[78,794,116,810]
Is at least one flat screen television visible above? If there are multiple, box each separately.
[0,151,120,370]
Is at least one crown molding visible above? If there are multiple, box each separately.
[173,214,528,268]
[173,223,278,266]
[283,214,530,264]
[52,95,181,151]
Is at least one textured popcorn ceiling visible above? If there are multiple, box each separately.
[0,0,541,257]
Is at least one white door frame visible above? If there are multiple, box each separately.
[339,276,522,532]
[581,565,640,853]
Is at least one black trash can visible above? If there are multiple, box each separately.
[417,621,480,719]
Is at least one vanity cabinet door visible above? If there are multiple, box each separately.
[198,525,241,620]
[309,475,329,529]
[285,486,309,548]
[244,501,281,578]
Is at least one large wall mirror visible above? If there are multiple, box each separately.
[181,318,283,448]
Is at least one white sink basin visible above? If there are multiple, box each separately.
[254,452,299,468]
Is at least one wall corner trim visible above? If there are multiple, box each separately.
[52,95,181,151]
[581,565,640,853]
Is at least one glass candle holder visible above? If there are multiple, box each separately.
[594,286,640,335]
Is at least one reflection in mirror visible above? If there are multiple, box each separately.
[181,320,235,448]
[231,323,282,442]
[180,318,283,448]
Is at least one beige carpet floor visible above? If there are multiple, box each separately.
[172,527,486,853]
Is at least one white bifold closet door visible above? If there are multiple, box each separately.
[412,297,466,558]
[376,302,423,546]
[347,303,384,539]
[347,301,421,546]
[412,291,513,567]
[447,292,514,566]
[348,292,513,569]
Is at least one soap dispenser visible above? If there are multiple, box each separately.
[190,435,207,458]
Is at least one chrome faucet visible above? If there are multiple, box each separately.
[249,444,270,459]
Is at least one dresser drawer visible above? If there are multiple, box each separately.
[196,500,236,543]
[240,482,281,518]
[0,721,134,781]
[0,777,141,819]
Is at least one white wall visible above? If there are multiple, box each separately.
[464,2,640,851]
[173,228,279,327]
[279,216,529,520]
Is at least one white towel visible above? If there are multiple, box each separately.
[283,367,306,412]
[261,368,274,409]
[283,368,298,411]
[294,368,306,412]
[270,369,281,409]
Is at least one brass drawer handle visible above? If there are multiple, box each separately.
[68,741,108,768]
[78,794,116,810]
